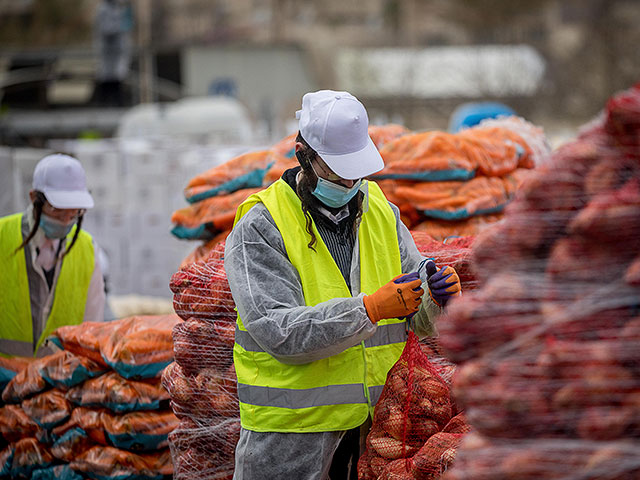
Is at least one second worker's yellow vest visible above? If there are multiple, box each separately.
[0,213,94,357]
[232,179,406,433]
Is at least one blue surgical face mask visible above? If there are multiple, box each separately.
[39,213,74,239]
[310,163,362,208]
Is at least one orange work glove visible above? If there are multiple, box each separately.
[363,274,424,323]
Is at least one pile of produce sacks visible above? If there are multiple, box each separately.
[0,315,179,480]
[171,125,411,266]
[374,116,549,238]
[438,83,640,479]
[172,118,548,267]
[165,242,239,480]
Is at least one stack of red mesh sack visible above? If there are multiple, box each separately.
[437,83,640,479]
[165,241,240,480]
[172,125,411,267]
[0,315,179,480]
[411,232,477,292]
[357,331,471,480]
[374,117,550,240]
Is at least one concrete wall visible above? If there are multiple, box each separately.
[182,45,316,140]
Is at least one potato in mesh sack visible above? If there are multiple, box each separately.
[179,230,230,269]
[169,417,240,480]
[172,318,234,374]
[162,361,238,422]
[100,314,180,379]
[53,406,179,452]
[70,445,172,480]
[66,371,170,413]
[170,241,236,322]
[359,332,469,480]
[438,83,640,480]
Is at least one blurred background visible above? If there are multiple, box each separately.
[1,0,639,304]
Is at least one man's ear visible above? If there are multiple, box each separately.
[29,190,37,203]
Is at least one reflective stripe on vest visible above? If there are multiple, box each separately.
[232,179,405,433]
[0,213,94,357]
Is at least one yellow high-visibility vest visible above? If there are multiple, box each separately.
[232,179,406,432]
[0,213,94,356]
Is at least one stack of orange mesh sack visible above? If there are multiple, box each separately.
[374,117,550,240]
[171,125,411,267]
[0,315,179,480]
[437,83,640,479]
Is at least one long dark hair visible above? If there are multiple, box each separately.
[295,132,364,251]
[14,191,84,258]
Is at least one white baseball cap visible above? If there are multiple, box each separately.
[296,90,384,180]
[32,154,94,209]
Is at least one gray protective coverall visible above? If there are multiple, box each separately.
[224,179,441,480]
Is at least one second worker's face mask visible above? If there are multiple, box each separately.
[310,163,362,208]
[39,213,75,239]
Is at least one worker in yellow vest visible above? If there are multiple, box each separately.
[225,90,462,480]
[0,154,105,358]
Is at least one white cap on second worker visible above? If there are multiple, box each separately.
[32,154,95,209]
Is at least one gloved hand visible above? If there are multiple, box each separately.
[363,274,424,323]
[425,261,461,307]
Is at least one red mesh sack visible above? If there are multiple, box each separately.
[179,230,231,269]
[170,241,236,322]
[410,232,476,291]
[53,406,178,452]
[168,417,240,480]
[359,332,463,479]
[168,237,240,478]
[10,438,53,478]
